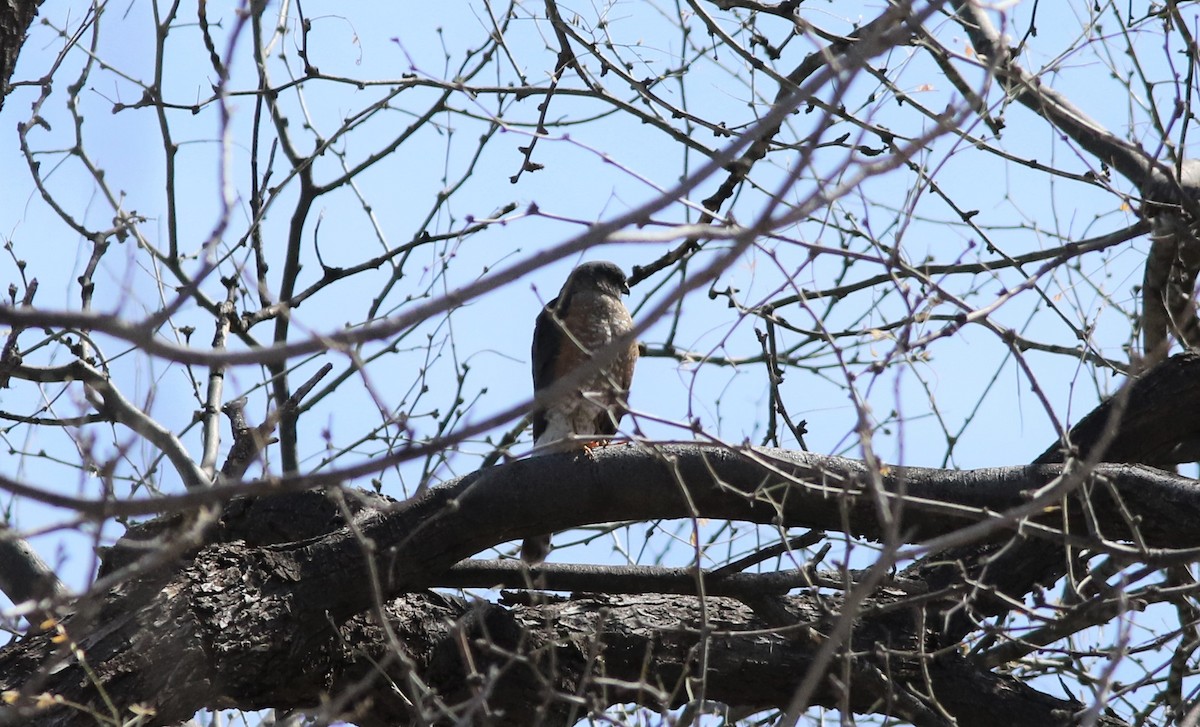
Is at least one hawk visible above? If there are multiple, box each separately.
[523,261,639,564]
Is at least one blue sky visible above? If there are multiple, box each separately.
[0,0,1180,559]
[0,0,1177,569]
[0,1,1195,719]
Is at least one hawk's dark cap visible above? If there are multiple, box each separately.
[565,261,630,296]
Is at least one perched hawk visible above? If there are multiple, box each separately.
[523,261,639,564]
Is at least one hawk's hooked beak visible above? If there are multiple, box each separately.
[620,280,630,295]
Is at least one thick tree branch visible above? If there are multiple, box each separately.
[915,350,1200,644]
[0,529,66,614]
[0,537,1121,727]
[7,352,1200,724]
[0,447,1190,723]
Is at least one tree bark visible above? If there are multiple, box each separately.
[0,491,1126,726]
[6,353,1200,725]
[0,0,40,112]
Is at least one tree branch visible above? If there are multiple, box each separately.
[7,351,1200,725]
[949,0,1154,187]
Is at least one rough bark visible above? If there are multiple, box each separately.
[0,562,1114,727]
[0,0,40,113]
[0,486,1127,727]
[5,353,1200,725]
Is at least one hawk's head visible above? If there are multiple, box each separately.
[561,261,630,300]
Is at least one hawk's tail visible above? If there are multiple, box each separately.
[520,535,550,565]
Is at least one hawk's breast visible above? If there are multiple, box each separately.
[536,290,638,445]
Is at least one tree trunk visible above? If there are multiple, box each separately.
[0,0,41,112]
